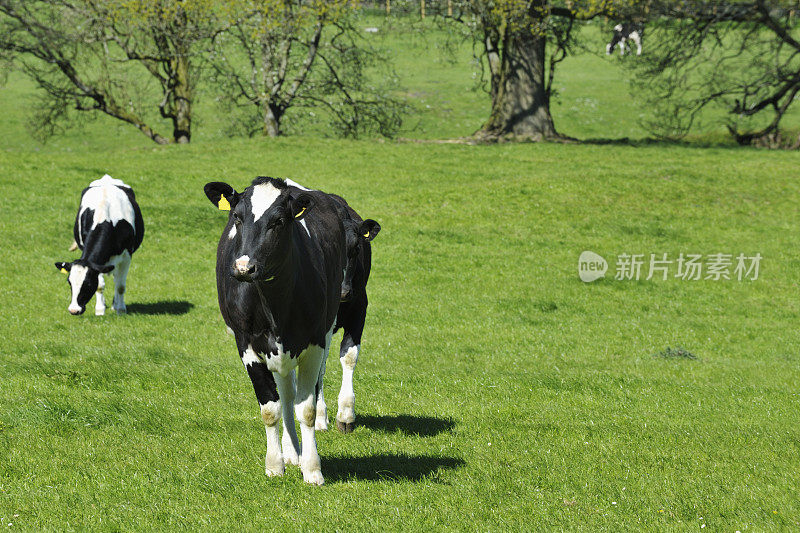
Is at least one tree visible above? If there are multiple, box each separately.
[208,0,405,138]
[0,0,215,144]
[440,0,621,142]
[629,1,800,147]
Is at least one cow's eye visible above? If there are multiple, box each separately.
[233,214,242,226]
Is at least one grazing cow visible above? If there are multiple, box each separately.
[204,177,346,485]
[55,175,144,315]
[284,179,381,434]
[606,23,643,56]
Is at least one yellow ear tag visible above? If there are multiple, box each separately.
[218,196,231,211]
[60,268,68,274]
[363,232,370,238]
[295,207,306,218]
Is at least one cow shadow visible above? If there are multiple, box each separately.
[323,453,465,483]
[126,300,194,316]
[357,414,456,437]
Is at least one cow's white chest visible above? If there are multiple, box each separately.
[263,340,295,376]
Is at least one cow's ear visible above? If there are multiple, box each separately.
[204,182,238,211]
[360,219,381,241]
[55,262,71,274]
[290,193,314,220]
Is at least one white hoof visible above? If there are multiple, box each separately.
[315,415,329,431]
[95,309,105,316]
[303,469,324,486]
[266,457,285,477]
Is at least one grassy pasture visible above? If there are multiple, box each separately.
[1,16,800,532]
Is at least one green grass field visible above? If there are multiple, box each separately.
[2,16,800,532]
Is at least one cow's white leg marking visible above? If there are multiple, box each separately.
[631,32,642,55]
[112,251,131,314]
[242,345,263,367]
[260,401,284,476]
[619,38,626,56]
[337,344,360,430]
[274,370,300,466]
[295,344,326,485]
[95,273,106,316]
[315,352,329,431]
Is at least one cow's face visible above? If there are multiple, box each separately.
[205,178,313,283]
[54,260,113,315]
[341,219,380,302]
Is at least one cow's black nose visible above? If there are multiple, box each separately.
[340,287,352,302]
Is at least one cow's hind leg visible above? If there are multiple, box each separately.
[337,297,366,433]
[95,273,106,316]
[295,339,329,485]
[275,370,301,467]
[314,352,329,431]
[240,342,284,476]
[112,253,131,314]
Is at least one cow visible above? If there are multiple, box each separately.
[55,175,144,316]
[204,176,347,485]
[283,179,381,434]
[606,23,643,56]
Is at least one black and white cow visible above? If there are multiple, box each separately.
[204,177,346,485]
[328,193,380,433]
[283,180,381,434]
[606,23,643,56]
[55,175,144,315]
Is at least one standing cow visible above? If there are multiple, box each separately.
[55,175,144,315]
[284,180,381,434]
[606,23,643,56]
[329,193,380,433]
[204,177,346,485]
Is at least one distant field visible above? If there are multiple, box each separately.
[1,13,800,532]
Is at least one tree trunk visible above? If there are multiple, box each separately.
[263,104,282,137]
[478,23,557,141]
[171,54,192,144]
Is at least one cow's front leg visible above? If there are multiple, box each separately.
[95,273,106,316]
[295,344,327,485]
[241,343,284,476]
[274,370,300,467]
[619,38,626,56]
[112,254,131,314]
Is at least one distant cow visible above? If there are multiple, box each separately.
[204,177,347,485]
[606,23,643,56]
[285,180,381,434]
[55,175,144,315]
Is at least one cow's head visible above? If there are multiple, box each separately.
[204,177,313,283]
[54,260,113,315]
[340,218,380,302]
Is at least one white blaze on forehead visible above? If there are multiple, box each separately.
[251,182,282,222]
[68,264,89,308]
